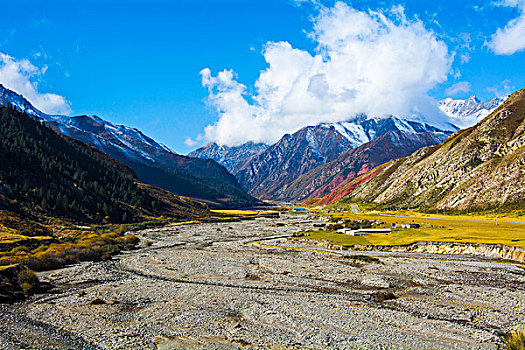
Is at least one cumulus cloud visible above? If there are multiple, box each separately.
[0,52,71,115]
[201,2,452,146]
[488,0,525,55]
[445,81,471,96]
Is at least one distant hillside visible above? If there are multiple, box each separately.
[0,84,259,209]
[0,106,209,223]
[277,130,449,202]
[325,88,525,210]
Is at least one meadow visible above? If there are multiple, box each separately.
[300,206,525,249]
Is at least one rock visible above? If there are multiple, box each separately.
[89,298,106,305]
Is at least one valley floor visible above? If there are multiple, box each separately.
[0,215,524,349]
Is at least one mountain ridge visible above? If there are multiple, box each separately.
[0,84,259,208]
[278,130,449,202]
[439,95,506,128]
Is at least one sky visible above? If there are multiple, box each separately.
[0,0,524,152]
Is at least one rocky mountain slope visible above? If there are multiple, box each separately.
[325,88,525,210]
[233,117,448,200]
[276,130,449,202]
[188,142,268,174]
[233,124,355,200]
[439,95,505,128]
[0,84,258,208]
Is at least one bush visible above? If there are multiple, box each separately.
[123,234,140,246]
[1,231,141,272]
[17,268,39,293]
[10,246,30,254]
[327,223,343,230]
[505,330,525,350]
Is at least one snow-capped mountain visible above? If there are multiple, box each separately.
[0,84,259,208]
[0,83,44,118]
[1,83,176,163]
[189,142,268,174]
[43,114,173,163]
[191,115,452,180]
[326,89,525,209]
[321,115,451,148]
[439,96,505,128]
[230,116,451,200]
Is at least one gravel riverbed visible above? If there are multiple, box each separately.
[1,215,524,349]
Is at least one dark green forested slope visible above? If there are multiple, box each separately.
[0,106,208,223]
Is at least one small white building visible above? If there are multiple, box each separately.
[336,228,392,236]
[336,228,353,234]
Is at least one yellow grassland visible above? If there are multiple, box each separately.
[211,209,260,215]
[211,209,279,218]
[302,207,525,249]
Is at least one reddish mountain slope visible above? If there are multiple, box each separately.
[278,130,447,202]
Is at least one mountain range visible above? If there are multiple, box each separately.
[0,84,259,209]
[189,142,269,175]
[190,96,504,203]
[2,82,508,208]
[234,117,450,200]
[314,88,525,210]
[439,95,506,129]
[277,129,448,202]
[191,117,454,201]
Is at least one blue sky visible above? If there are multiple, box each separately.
[0,0,524,153]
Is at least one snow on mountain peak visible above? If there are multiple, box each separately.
[439,95,505,128]
[0,84,176,161]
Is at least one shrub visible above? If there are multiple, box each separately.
[2,231,141,273]
[17,268,39,293]
[123,234,140,246]
[0,256,17,266]
[505,330,525,350]
[20,282,32,293]
[10,246,29,254]
[327,223,344,230]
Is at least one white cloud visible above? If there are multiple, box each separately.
[488,0,525,55]
[201,2,452,146]
[487,78,513,97]
[0,52,71,115]
[184,137,199,147]
[445,81,471,96]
